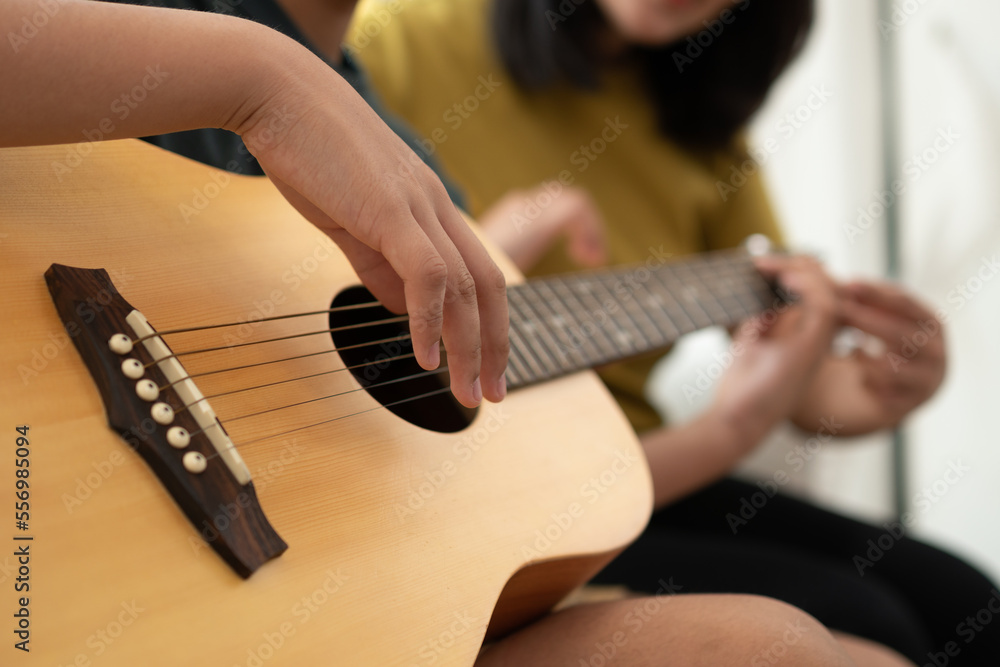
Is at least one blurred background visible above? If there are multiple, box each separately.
[650,0,1000,581]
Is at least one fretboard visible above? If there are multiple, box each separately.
[504,248,785,389]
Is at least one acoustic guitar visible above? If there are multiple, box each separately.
[0,139,781,666]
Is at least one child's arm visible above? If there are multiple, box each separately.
[1,0,509,406]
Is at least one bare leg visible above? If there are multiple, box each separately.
[476,594,856,667]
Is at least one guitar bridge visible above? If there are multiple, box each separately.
[45,264,286,578]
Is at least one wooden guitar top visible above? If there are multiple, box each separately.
[0,140,651,666]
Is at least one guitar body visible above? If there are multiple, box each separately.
[0,140,651,666]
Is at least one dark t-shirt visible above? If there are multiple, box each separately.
[99,0,464,205]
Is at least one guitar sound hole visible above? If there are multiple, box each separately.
[330,286,477,433]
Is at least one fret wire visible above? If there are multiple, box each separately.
[507,288,563,379]
[656,256,712,331]
[690,263,740,326]
[668,263,723,326]
[503,307,532,368]
[623,274,682,342]
[506,250,791,393]
[550,275,624,362]
[508,285,574,376]
[645,264,700,333]
[586,276,647,356]
[600,277,663,347]
[699,257,775,324]
[719,255,775,296]
[730,263,775,319]
[705,263,753,322]
[504,334,533,385]
[693,255,745,317]
[513,283,579,370]
[722,265,784,321]
[503,363,523,388]
[654,263,714,329]
[586,275,643,355]
[531,279,600,370]
[510,333,545,382]
[507,288,558,380]
[530,279,595,365]
[723,263,777,314]
[505,308,544,384]
[599,272,667,348]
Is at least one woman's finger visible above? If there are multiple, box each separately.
[844,281,937,322]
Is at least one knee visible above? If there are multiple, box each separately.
[727,595,853,667]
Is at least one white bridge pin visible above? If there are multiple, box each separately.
[136,379,158,401]
[167,426,190,449]
[121,358,144,380]
[108,333,133,355]
[183,451,207,474]
[151,402,175,425]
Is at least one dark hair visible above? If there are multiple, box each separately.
[492,0,814,150]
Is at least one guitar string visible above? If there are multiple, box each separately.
[154,333,428,430]
[157,334,416,392]
[141,314,410,366]
[149,254,765,408]
[182,266,770,430]
[189,369,453,454]
[168,349,427,410]
[146,263,771,392]
[506,260,776,373]
[130,253,772,393]
[132,300,384,343]
[210,386,456,456]
[195,286,771,463]
[143,315,410,368]
[516,254,769,303]
[186,346,365,380]
[213,366,450,427]
[167,254,776,461]
[131,249,763,360]
[509,296,777,381]
[169,259,771,394]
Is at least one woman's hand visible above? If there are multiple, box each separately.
[478,183,608,272]
[641,255,840,506]
[710,255,841,445]
[791,281,946,435]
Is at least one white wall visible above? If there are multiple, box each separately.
[894,0,1000,581]
[649,0,1000,581]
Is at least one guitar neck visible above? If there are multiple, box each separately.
[504,249,785,389]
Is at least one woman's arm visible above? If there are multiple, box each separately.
[644,273,946,508]
[1,0,508,406]
[640,410,757,508]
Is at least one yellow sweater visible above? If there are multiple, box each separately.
[349,0,783,432]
